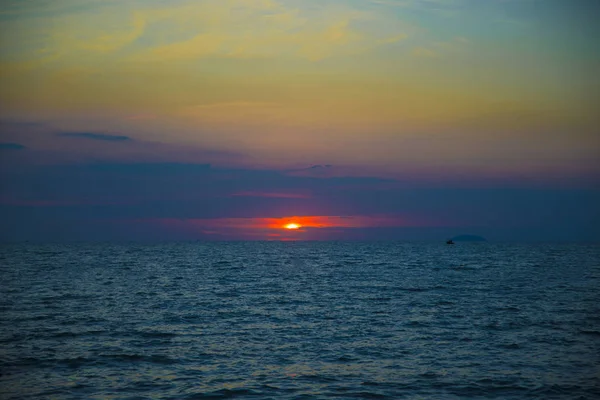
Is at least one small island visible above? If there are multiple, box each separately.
[451,234,487,242]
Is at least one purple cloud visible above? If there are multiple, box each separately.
[57,132,132,142]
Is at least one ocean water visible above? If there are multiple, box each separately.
[0,242,599,399]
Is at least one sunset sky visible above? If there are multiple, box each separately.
[1,0,598,241]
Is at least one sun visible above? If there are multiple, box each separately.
[284,223,301,230]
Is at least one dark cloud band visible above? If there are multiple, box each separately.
[57,132,132,142]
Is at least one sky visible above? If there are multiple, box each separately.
[0,0,599,241]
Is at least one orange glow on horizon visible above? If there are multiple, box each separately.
[147,214,452,240]
[152,214,447,231]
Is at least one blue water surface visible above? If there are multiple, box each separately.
[1,242,599,399]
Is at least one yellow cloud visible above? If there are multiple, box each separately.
[140,33,226,61]
[78,13,146,53]
[132,4,381,62]
[34,10,147,58]
[0,0,408,66]
[294,19,365,61]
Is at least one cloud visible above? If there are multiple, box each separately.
[0,142,26,150]
[0,161,391,219]
[286,164,335,177]
[128,8,372,62]
[1,0,410,66]
[75,162,211,174]
[57,132,132,141]
[1,160,599,241]
[231,191,311,199]
[293,164,333,171]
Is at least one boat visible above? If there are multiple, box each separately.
[446,239,454,245]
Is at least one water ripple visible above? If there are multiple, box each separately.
[1,242,599,399]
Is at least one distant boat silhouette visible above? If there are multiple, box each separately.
[446,239,454,245]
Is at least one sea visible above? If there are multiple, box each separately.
[0,242,599,399]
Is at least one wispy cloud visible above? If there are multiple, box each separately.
[0,142,26,150]
[231,191,311,199]
[286,165,335,178]
[126,5,394,62]
[2,0,409,65]
[57,132,132,142]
